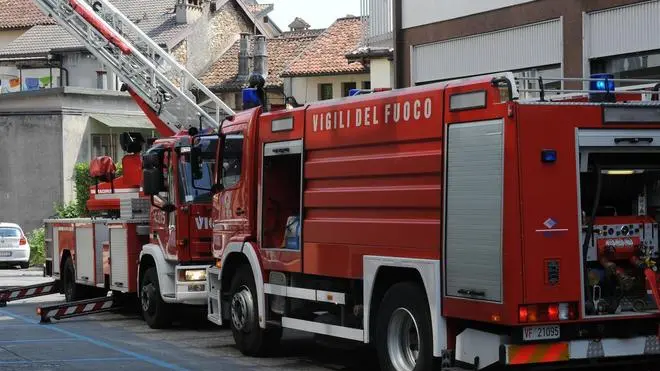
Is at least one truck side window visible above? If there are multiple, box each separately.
[221,133,244,189]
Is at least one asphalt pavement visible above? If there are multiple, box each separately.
[0,267,378,371]
[1,268,659,371]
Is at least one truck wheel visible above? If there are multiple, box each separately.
[62,258,79,302]
[140,267,172,329]
[376,282,434,371]
[229,265,282,356]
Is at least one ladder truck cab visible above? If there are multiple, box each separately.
[200,73,660,370]
[44,128,219,327]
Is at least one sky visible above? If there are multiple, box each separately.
[266,0,362,30]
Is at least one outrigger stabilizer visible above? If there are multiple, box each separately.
[37,293,121,323]
[0,281,59,307]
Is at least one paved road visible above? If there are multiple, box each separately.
[0,268,658,371]
[0,267,378,371]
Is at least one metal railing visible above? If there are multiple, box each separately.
[514,76,660,102]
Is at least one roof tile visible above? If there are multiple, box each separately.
[0,0,192,57]
[200,34,318,90]
[0,0,55,29]
[282,16,367,77]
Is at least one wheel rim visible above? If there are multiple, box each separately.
[231,285,254,332]
[387,307,420,371]
[141,282,155,314]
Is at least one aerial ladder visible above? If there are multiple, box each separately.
[30,0,235,136]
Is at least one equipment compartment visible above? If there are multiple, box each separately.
[578,137,660,318]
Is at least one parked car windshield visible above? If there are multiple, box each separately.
[0,227,20,237]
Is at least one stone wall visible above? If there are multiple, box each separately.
[184,0,253,77]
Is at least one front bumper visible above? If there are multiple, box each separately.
[174,265,211,305]
[502,335,660,365]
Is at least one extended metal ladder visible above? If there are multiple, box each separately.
[30,0,235,135]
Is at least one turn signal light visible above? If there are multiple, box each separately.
[519,302,577,323]
[19,237,27,245]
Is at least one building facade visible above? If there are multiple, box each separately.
[281,16,371,104]
[382,0,660,92]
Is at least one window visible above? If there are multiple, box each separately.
[178,136,217,203]
[0,227,20,238]
[591,50,660,87]
[91,134,116,160]
[362,81,371,90]
[96,71,107,90]
[318,83,333,100]
[342,82,357,97]
[221,133,244,189]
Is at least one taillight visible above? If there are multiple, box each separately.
[19,236,27,245]
[547,304,559,321]
[519,306,529,323]
[519,302,577,323]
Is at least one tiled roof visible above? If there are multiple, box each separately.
[279,29,325,38]
[1,0,208,56]
[0,0,55,29]
[281,16,367,77]
[200,34,318,91]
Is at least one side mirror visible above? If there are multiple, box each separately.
[190,146,203,180]
[150,195,176,213]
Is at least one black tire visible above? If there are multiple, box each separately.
[229,265,282,356]
[140,267,173,329]
[376,282,434,371]
[19,262,29,269]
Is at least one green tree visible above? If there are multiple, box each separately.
[27,227,45,266]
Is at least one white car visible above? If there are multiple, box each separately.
[0,223,30,269]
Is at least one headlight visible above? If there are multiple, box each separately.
[182,269,206,281]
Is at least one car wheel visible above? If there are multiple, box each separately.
[140,267,173,329]
[20,262,29,269]
[376,281,434,371]
[229,265,282,356]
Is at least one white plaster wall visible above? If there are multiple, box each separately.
[61,115,90,203]
[289,74,371,104]
[370,58,393,89]
[0,29,26,50]
[402,0,536,29]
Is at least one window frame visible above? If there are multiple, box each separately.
[220,132,245,190]
[318,83,333,100]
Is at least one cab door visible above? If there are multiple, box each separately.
[212,114,258,255]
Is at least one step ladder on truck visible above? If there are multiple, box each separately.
[5,0,242,326]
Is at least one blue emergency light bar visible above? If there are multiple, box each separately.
[590,73,615,92]
[589,73,616,103]
[242,88,262,109]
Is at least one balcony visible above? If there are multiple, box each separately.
[360,0,393,49]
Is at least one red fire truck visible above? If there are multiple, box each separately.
[32,0,236,328]
[11,0,660,370]
[166,73,660,371]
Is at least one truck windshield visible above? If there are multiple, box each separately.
[178,136,217,203]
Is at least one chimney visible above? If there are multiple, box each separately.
[253,35,268,78]
[176,0,203,24]
[238,33,251,79]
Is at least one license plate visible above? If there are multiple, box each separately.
[523,325,560,341]
[0,251,11,257]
